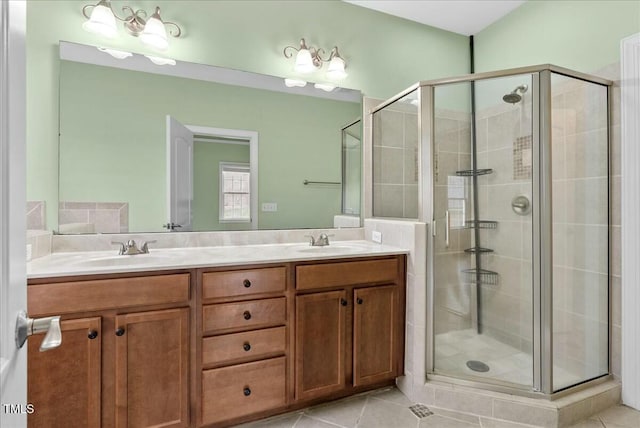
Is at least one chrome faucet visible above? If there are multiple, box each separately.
[306,233,332,247]
[111,239,156,255]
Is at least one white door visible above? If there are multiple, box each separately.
[166,116,194,232]
[1,1,28,426]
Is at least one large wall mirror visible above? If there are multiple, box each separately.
[53,41,362,234]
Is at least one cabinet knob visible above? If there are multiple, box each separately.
[340,298,348,306]
[243,311,252,320]
[115,328,125,336]
[243,387,251,396]
[357,298,363,305]
[243,279,251,288]
[243,342,251,352]
[88,330,99,340]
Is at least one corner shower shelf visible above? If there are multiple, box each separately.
[464,220,498,230]
[462,269,499,286]
[455,168,493,177]
[464,247,494,254]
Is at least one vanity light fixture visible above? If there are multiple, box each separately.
[283,38,347,79]
[82,0,182,51]
[97,46,132,59]
[314,83,336,92]
[145,55,177,66]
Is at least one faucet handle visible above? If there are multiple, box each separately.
[303,235,316,246]
[111,241,126,255]
[140,240,157,254]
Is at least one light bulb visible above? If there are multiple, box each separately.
[97,47,133,59]
[82,2,118,38]
[294,49,315,73]
[140,8,169,51]
[145,55,176,66]
[326,55,347,80]
[314,83,335,92]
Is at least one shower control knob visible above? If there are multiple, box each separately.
[511,194,531,215]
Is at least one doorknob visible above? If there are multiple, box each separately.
[15,310,62,352]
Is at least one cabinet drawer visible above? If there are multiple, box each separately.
[296,258,399,291]
[202,297,286,334]
[202,267,285,300]
[202,327,286,366]
[201,357,286,425]
[28,274,190,316]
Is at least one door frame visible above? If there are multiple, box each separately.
[186,125,258,230]
[0,0,27,426]
[620,32,640,411]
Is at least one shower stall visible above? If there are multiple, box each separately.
[370,65,612,395]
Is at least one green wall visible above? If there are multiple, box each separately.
[475,1,640,73]
[59,60,359,231]
[27,0,470,231]
[193,142,250,232]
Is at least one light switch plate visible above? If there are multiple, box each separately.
[372,231,382,244]
[261,202,277,212]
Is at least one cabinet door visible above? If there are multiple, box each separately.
[295,290,347,401]
[115,308,189,428]
[353,286,398,387]
[28,317,101,428]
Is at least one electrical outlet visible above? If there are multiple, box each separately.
[372,231,382,244]
[261,202,277,212]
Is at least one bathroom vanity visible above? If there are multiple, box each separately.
[26,242,407,427]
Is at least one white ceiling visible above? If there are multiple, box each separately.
[344,0,527,36]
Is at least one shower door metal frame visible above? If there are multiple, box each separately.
[369,64,613,398]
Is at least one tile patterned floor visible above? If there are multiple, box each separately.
[237,387,640,428]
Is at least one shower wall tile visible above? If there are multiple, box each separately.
[58,201,129,234]
[376,110,404,148]
[564,177,608,224]
[487,109,519,150]
[564,130,609,179]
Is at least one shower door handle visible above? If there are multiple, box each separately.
[445,210,450,248]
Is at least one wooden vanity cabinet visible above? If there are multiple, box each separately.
[294,256,405,402]
[27,272,192,428]
[28,317,102,428]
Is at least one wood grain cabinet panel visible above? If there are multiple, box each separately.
[115,308,189,428]
[202,267,285,300]
[28,317,101,428]
[201,357,286,426]
[294,290,347,401]
[295,258,398,290]
[202,326,286,367]
[202,297,286,334]
[353,286,398,387]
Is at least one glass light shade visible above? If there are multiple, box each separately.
[284,78,307,88]
[97,47,133,59]
[314,83,335,92]
[294,49,315,73]
[82,4,118,38]
[326,55,347,79]
[145,55,176,66]
[140,16,169,51]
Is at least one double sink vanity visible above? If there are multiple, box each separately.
[26,239,407,427]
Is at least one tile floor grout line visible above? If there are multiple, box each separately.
[354,396,370,427]
[301,413,349,428]
[291,412,304,428]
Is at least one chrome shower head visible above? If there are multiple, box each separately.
[503,84,529,104]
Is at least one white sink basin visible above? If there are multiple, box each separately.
[294,243,371,254]
[68,253,174,268]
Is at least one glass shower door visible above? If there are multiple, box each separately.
[431,74,535,388]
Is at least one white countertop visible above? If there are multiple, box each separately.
[27,240,408,279]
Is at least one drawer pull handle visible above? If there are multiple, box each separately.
[243,279,252,288]
[115,328,125,336]
[243,387,251,396]
[88,330,99,340]
[243,311,252,320]
[243,342,251,352]
[340,298,348,306]
[357,298,364,305]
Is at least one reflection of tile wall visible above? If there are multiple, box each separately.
[26,201,46,230]
[432,109,473,335]
[372,106,419,218]
[59,202,129,234]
